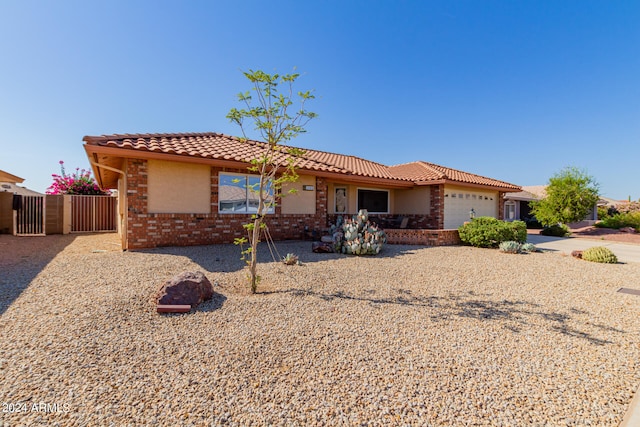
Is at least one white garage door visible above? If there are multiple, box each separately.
[443,190,498,229]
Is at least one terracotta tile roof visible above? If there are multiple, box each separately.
[83,132,403,181]
[388,161,521,190]
[84,133,520,190]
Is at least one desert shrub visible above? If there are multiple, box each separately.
[521,243,537,253]
[596,212,640,230]
[597,206,612,220]
[582,246,618,264]
[458,217,526,248]
[540,224,570,237]
[499,241,522,254]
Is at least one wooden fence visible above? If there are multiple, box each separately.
[70,195,117,233]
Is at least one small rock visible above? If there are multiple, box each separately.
[571,250,583,259]
[312,241,334,253]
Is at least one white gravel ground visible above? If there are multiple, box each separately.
[1,233,639,426]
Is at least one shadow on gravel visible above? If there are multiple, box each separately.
[261,288,621,346]
[198,292,228,312]
[0,234,77,317]
[140,241,422,273]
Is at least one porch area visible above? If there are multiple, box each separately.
[326,213,461,246]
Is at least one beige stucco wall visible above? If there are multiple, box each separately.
[443,184,498,229]
[147,160,211,214]
[281,175,316,214]
[394,187,430,214]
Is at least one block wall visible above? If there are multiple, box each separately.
[385,229,461,246]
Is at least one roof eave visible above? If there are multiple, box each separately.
[414,179,520,191]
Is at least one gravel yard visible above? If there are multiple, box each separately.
[1,233,639,426]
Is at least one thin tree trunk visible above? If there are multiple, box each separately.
[249,165,268,293]
[249,216,260,293]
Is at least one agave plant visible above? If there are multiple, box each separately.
[282,253,299,265]
[499,241,522,254]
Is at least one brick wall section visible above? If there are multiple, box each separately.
[125,160,330,249]
[385,229,461,246]
[429,184,445,229]
[498,192,505,220]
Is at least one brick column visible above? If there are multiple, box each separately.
[126,159,149,248]
[429,184,445,229]
[498,192,505,220]
[315,176,328,227]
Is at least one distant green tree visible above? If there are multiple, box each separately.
[530,167,599,226]
[227,69,316,293]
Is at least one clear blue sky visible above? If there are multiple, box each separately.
[1,1,638,200]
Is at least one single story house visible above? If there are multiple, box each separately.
[504,185,598,224]
[84,133,521,250]
[503,185,546,223]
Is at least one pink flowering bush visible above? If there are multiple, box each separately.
[46,161,110,195]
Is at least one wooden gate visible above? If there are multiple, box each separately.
[71,195,117,233]
[15,195,45,236]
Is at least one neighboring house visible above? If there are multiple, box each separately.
[503,185,546,223]
[83,133,521,250]
[0,169,45,234]
[503,185,598,224]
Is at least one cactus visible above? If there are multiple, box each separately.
[282,253,299,265]
[521,243,537,253]
[499,241,522,254]
[330,209,386,256]
[582,246,618,264]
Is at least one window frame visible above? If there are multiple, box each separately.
[218,172,275,214]
[356,188,390,214]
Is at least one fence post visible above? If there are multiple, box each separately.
[63,195,72,234]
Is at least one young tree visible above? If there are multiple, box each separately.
[530,166,599,226]
[227,69,316,293]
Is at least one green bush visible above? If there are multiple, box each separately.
[458,217,527,248]
[596,212,640,230]
[521,243,537,253]
[540,224,570,237]
[582,246,618,264]
[597,206,612,220]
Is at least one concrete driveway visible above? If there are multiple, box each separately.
[527,234,640,264]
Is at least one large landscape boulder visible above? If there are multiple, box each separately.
[156,271,214,306]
